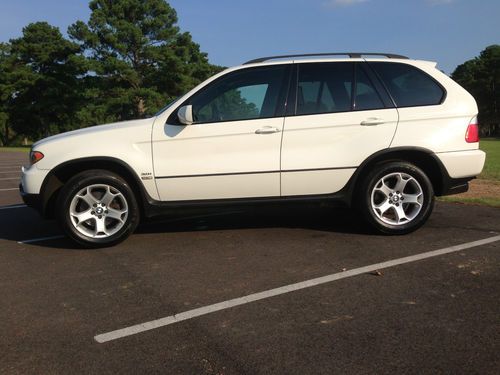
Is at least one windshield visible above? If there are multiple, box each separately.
[154,97,180,116]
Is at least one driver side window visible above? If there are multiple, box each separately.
[189,65,289,124]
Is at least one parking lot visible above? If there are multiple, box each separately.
[0,151,499,374]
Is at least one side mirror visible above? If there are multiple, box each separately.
[177,105,194,125]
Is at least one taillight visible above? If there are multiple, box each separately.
[465,117,479,143]
[30,151,44,165]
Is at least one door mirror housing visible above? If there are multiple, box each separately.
[177,105,194,125]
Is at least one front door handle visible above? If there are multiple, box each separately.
[360,118,385,126]
[255,126,280,134]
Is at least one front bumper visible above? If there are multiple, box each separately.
[19,183,43,214]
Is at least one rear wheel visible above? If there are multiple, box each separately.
[358,162,434,234]
[56,170,140,248]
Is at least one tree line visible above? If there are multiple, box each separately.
[0,0,221,145]
[452,45,499,137]
[0,0,498,145]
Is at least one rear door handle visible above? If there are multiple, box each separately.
[360,118,385,126]
[255,126,280,134]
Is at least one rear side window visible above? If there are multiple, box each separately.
[297,62,353,115]
[370,62,445,107]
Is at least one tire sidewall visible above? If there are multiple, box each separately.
[57,171,140,248]
[360,162,434,234]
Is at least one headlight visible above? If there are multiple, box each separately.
[30,150,44,165]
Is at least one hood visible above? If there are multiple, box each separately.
[32,118,155,149]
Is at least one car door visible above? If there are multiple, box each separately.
[280,61,399,196]
[152,64,291,201]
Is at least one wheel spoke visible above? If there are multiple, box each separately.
[376,200,392,215]
[101,186,117,206]
[107,208,126,222]
[72,209,94,224]
[95,217,108,236]
[394,205,408,224]
[78,187,98,207]
[376,181,392,198]
[403,193,422,205]
[394,173,409,193]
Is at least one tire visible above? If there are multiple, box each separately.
[56,170,140,248]
[358,162,434,235]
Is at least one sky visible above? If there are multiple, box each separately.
[0,0,498,74]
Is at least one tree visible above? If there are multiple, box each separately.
[452,45,500,136]
[68,0,220,120]
[6,22,87,140]
[0,42,12,145]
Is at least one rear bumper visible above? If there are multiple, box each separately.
[436,149,486,179]
[440,177,473,196]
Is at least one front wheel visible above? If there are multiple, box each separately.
[358,162,434,234]
[56,170,140,248]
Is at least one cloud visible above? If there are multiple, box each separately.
[324,0,369,8]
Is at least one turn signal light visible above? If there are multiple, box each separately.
[30,151,44,165]
[465,118,479,143]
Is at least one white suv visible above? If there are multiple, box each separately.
[20,53,486,247]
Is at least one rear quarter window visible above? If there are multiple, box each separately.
[369,62,445,107]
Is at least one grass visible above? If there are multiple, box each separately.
[439,138,500,208]
[440,196,500,208]
[478,138,500,181]
[0,146,30,152]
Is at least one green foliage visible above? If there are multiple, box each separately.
[68,0,220,119]
[479,139,500,181]
[0,42,13,145]
[4,22,87,141]
[452,45,500,136]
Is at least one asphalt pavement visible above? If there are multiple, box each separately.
[0,151,498,374]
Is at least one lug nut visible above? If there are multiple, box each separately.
[396,203,399,207]
[105,210,108,214]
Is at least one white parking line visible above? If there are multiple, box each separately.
[0,204,27,211]
[94,234,500,343]
[17,235,65,244]
[0,188,18,191]
[0,177,19,180]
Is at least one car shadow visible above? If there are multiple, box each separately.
[4,205,374,250]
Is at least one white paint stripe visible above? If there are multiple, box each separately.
[0,204,27,211]
[94,234,500,343]
[0,177,19,181]
[18,235,65,244]
[0,188,18,191]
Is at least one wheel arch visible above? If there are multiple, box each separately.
[346,147,450,204]
[39,157,149,219]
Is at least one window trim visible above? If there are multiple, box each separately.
[366,61,447,109]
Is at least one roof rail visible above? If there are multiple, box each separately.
[243,52,409,65]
